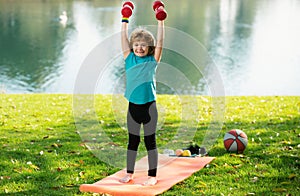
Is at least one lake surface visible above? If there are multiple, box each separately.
[1,0,300,95]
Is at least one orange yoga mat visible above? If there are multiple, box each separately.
[80,154,215,196]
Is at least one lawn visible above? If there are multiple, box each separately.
[0,94,299,195]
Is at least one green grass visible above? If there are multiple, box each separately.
[0,94,299,195]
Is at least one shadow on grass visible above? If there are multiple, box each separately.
[192,115,299,195]
[0,121,117,195]
[1,103,299,195]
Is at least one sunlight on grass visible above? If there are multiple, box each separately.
[0,95,299,195]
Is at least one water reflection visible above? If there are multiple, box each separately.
[0,0,299,95]
[245,0,300,95]
[0,1,73,92]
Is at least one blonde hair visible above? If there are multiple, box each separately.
[129,28,156,56]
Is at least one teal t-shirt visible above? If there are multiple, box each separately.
[124,52,157,104]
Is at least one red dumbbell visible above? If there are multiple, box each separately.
[153,1,167,20]
[121,1,134,18]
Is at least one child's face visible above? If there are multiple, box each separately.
[132,41,149,57]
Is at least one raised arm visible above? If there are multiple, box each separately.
[152,1,167,62]
[121,1,134,59]
[154,20,164,62]
[121,22,131,59]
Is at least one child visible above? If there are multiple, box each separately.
[119,4,165,186]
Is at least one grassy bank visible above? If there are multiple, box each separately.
[0,95,299,195]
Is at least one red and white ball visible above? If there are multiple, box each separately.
[224,129,248,153]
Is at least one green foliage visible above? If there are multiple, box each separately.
[0,95,299,195]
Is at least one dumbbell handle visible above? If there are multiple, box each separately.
[154,4,167,20]
[121,6,132,18]
[153,0,164,11]
[121,1,134,18]
[123,1,134,10]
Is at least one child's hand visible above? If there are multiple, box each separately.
[121,1,134,22]
[153,1,167,21]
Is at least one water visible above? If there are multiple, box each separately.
[1,0,300,95]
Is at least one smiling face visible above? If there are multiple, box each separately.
[129,28,156,57]
[132,40,149,57]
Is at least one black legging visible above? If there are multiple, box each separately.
[126,101,158,177]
